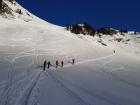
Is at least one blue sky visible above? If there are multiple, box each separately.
[17,0,140,31]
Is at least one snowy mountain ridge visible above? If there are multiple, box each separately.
[66,23,140,56]
[0,0,50,24]
[0,0,139,52]
[0,0,33,21]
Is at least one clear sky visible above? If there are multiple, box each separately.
[16,0,140,31]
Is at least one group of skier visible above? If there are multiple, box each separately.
[43,59,75,71]
[43,49,116,71]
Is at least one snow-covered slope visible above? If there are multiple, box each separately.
[77,31,140,56]
[0,1,140,105]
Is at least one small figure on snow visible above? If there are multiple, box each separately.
[47,61,51,69]
[56,60,59,68]
[43,60,47,71]
[114,50,115,53]
[72,59,75,64]
[61,61,64,68]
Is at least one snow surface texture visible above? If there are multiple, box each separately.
[0,1,140,105]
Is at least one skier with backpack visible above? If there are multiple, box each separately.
[43,60,47,71]
[61,61,64,68]
[72,58,75,65]
[56,60,59,68]
[47,61,51,69]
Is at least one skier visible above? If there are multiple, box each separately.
[47,61,51,69]
[114,50,115,53]
[72,59,75,64]
[61,61,64,68]
[56,60,59,68]
[43,60,47,71]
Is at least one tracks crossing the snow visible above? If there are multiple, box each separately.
[0,47,41,105]
[45,70,92,105]
[0,46,115,105]
[45,70,120,105]
[101,59,140,88]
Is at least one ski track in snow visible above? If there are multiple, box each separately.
[0,47,126,105]
[47,70,119,105]
[0,46,42,105]
[42,53,118,105]
[46,53,115,71]
[19,71,42,105]
[45,70,92,105]
[76,54,115,65]
[0,43,115,105]
[101,60,140,88]
[0,45,139,105]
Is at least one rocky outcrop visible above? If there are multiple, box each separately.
[0,0,13,15]
[97,27,118,35]
[66,23,96,36]
[8,0,15,3]
[0,0,3,10]
[0,0,33,21]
